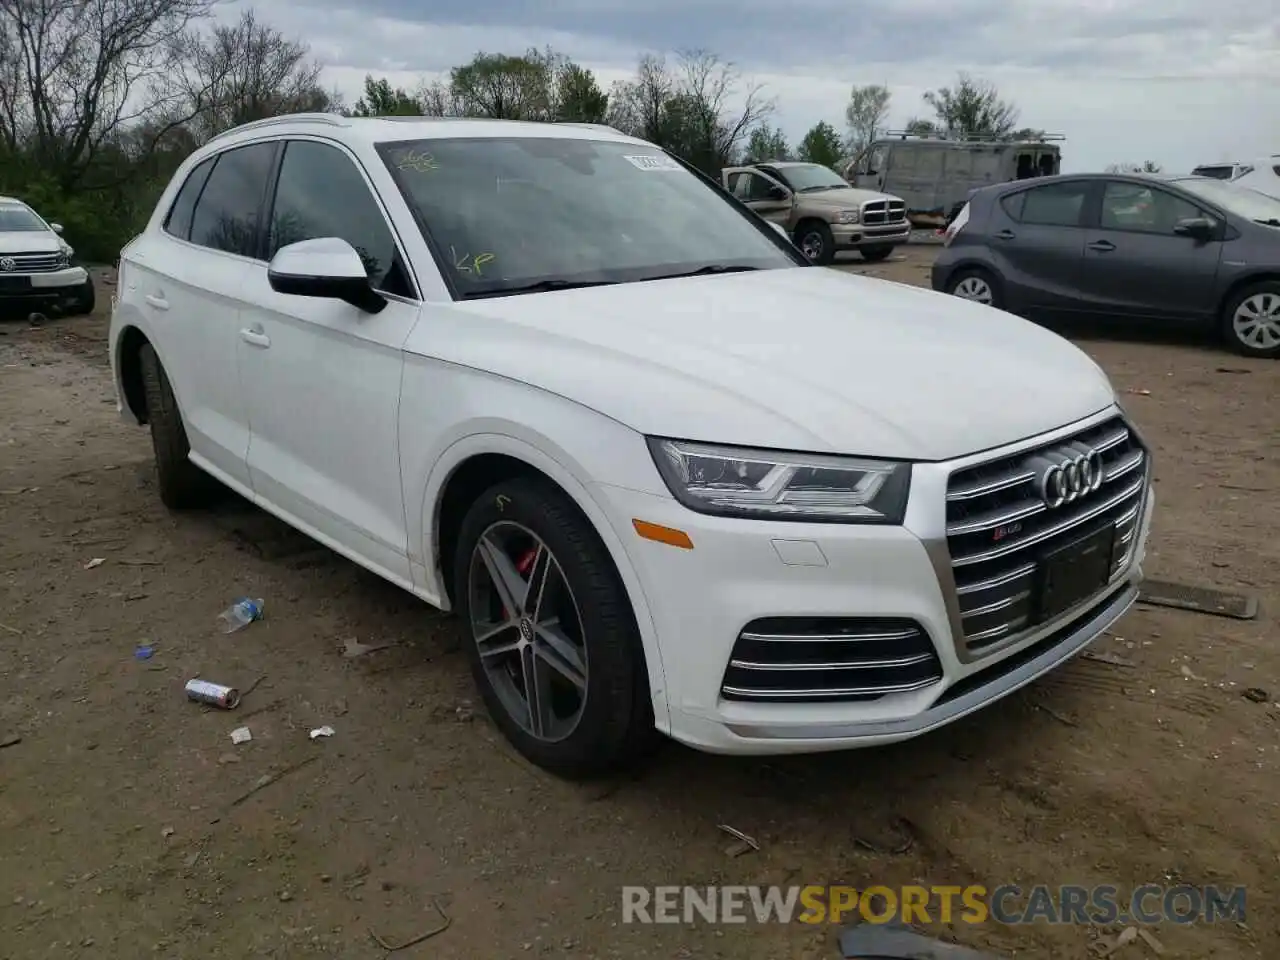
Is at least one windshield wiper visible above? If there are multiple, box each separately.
[642,264,763,281]
[1254,218,1280,227]
[461,278,620,299]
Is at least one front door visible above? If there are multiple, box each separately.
[1075,180,1224,322]
[236,138,422,585]
[723,168,794,226]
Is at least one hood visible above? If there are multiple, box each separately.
[424,268,1116,462]
[0,230,60,254]
[800,186,897,207]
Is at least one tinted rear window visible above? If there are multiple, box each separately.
[164,157,216,241]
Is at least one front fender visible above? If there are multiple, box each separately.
[416,429,673,735]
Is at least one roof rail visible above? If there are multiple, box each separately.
[556,122,624,134]
[881,130,1066,143]
[209,113,349,143]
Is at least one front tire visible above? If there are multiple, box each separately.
[859,245,894,263]
[795,221,836,265]
[68,277,95,316]
[1221,282,1280,358]
[453,477,656,778]
[138,343,217,509]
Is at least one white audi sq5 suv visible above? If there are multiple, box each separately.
[109,114,1154,777]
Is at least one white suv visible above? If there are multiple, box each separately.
[109,114,1154,777]
[0,196,95,316]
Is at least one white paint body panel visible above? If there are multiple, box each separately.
[107,115,1150,756]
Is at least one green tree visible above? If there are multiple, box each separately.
[1105,160,1163,173]
[350,75,422,117]
[554,63,609,123]
[844,84,890,155]
[922,73,1021,140]
[746,124,789,161]
[450,52,554,120]
[797,121,843,168]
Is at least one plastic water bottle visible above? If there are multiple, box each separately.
[216,597,264,634]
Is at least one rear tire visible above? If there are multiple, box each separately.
[859,245,894,263]
[138,343,217,509]
[946,267,1004,309]
[795,221,836,265]
[453,476,658,779]
[1221,281,1280,359]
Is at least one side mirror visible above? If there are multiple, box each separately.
[49,223,63,234]
[767,185,791,202]
[1173,216,1215,241]
[267,237,386,314]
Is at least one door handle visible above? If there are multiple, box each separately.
[145,294,169,310]
[239,328,271,348]
[1088,240,1116,252]
[993,229,1016,240]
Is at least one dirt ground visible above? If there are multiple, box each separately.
[1,249,1277,959]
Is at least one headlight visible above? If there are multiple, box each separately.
[646,438,911,523]
[836,210,860,224]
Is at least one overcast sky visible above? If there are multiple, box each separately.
[242,0,1279,173]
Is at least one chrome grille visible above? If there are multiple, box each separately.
[720,617,943,703]
[945,416,1148,656]
[0,251,64,273]
[861,199,907,226]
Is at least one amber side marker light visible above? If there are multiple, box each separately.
[632,519,694,550]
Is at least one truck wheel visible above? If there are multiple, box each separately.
[138,343,217,508]
[68,278,95,316]
[795,222,836,265]
[453,476,658,779]
[1221,281,1280,359]
[860,245,894,263]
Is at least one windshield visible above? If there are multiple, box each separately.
[380,137,803,298]
[0,204,47,232]
[1175,178,1280,225]
[770,164,849,192]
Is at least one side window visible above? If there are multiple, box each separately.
[268,140,412,297]
[866,144,887,175]
[1099,182,1201,235]
[189,143,277,258]
[1000,191,1026,220]
[1016,181,1090,227]
[726,172,751,199]
[164,157,216,241]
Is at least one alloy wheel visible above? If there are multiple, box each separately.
[1232,292,1280,352]
[953,276,993,304]
[467,521,589,742]
[800,231,824,261]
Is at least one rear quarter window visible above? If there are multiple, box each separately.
[999,191,1026,220]
[164,157,216,241]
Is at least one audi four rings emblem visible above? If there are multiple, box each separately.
[1028,446,1104,508]
[0,257,15,272]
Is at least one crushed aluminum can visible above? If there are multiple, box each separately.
[185,678,241,709]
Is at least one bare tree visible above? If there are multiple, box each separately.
[163,10,332,145]
[417,77,462,117]
[844,84,890,155]
[608,51,772,174]
[0,0,214,187]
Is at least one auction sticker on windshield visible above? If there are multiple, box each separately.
[624,154,681,171]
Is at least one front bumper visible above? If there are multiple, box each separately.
[0,267,88,305]
[831,222,911,249]
[597,406,1153,756]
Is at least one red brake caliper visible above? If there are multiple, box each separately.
[504,547,538,619]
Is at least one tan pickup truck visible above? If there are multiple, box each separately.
[721,161,910,265]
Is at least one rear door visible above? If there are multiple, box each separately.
[984,178,1096,315]
[126,141,278,490]
[1074,179,1223,321]
[235,137,421,583]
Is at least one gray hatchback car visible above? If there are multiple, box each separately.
[931,173,1280,358]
